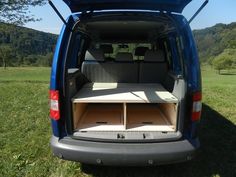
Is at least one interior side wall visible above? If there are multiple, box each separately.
[159,103,177,126]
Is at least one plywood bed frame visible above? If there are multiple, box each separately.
[72,83,178,132]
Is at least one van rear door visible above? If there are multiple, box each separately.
[63,0,191,13]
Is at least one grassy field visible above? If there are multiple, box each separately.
[0,66,235,177]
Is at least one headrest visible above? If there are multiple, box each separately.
[100,44,113,54]
[144,50,165,62]
[85,49,105,62]
[135,47,149,56]
[115,52,133,62]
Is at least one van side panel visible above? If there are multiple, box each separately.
[173,15,202,138]
[50,25,67,137]
[175,16,201,92]
[50,25,66,90]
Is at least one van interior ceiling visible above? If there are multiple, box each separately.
[79,14,177,42]
[65,13,185,140]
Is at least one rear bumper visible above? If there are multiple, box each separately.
[50,135,199,166]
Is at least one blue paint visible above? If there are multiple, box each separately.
[50,25,66,90]
[50,16,73,137]
[50,15,81,137]
[50,119,60,137]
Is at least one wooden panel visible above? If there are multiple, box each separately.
[72,83,178,103]
[159,103,178,128]
[73,103,88,129]
[76,103,125,131]
[127,104,168,124]
[124,103,127,129]
[126,104,175,132]
[73,103,177,132]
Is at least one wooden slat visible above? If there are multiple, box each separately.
[73,103,88,129]
[124,103,127,129]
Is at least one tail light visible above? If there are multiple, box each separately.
[49,90,60,120]
[191,92,202,122]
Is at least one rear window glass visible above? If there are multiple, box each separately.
[94,43,152,60]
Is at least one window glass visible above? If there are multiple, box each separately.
[94,43,151,61]
[164,41,172,69]
[176,36,184,74]
[168,36,182,74]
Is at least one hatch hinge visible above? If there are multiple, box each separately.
[188,0,209,24]
[48,0,67,26]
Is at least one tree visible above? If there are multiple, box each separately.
[212,49,235,74]
[0,45,13,69]
[36,53,53,66]
[0,0,46,25]
[193,22,236,63]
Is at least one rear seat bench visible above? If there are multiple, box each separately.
[81,49,168,84]
[82,50,138,83]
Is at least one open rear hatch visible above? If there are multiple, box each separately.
[59,1,192,141]
[63,0,192,13]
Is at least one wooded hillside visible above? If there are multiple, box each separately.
[0,22,235,67]
[0,22,57,66]
[193,22,236,63]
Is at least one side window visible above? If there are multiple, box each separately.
[175,36,184,74]
[68,32,88,69]
[164,40,173,70]
[77,38,85,66]
[68,34,81,68]
[98,43,151,61]
[79,39,85,56]
[168,35,182,75]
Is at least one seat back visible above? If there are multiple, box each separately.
[139,50,168,83]
[82,51,138,82]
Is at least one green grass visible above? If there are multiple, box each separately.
[0,67,50,82]
[0,66,236,177]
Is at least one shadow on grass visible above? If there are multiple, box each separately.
[220,73,236,75]
[80,104,236,177]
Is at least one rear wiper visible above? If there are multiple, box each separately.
[188,0,209,24]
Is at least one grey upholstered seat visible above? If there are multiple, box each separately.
[139,50,168,83]
[82,51,138,82]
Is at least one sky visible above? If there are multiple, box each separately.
[25,0,236,34]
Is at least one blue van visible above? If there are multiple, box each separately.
[49,0,203,166]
